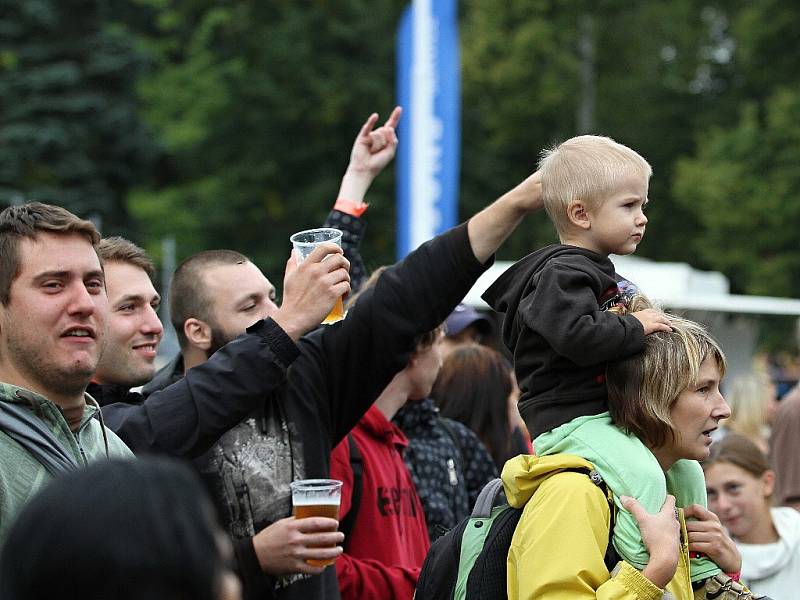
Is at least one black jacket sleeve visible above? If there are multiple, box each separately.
[520,260,644,366]
[296,222,491,448]
[323,209,368,294]
[101,318,299,458]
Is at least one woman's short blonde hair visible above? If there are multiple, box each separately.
[538,135,652,235]
[606,298,726,449]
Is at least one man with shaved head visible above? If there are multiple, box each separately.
[144,109,546,600]
[89,235,346,458]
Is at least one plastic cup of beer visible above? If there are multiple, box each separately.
[289,227,345,324]
[290,478,343,567]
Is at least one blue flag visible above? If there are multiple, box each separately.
[396,0,460,258]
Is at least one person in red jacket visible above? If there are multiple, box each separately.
[329,326,443,600]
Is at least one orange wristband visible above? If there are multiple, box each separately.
[334,198,369,217]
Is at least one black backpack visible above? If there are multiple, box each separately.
[414,468,618,600]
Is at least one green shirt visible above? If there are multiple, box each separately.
[0,382,133,540]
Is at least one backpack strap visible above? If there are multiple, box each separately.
[580,468,620,568]
[470,468,614,520]
[456,479,515,600]
[480,467,619,569]
[338,434,363,546]
[471,478,506,518]
[588,468,620,569]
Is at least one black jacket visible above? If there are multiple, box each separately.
[145,224,490,600]
[482,245,644,438]
[393,397,497,541]
[97,317,299,458]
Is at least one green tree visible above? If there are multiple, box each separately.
[673,1,800,297]
[674,89,800,297]
[131,0,405,284]
[0,0,157,231]
[459,0,744,263]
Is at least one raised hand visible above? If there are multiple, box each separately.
[272,244,351,340]
[349,106,402,177]
[512,170,544,214]
[466,170,545,264]
[337,107,402,203]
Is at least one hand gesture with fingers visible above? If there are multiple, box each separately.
[337,107,402,206]
[684,503,741,574]
[349,106,402,178]
[252,516,345,576]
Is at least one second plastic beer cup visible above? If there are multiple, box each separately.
[289,227,345,324]
[290,478,343,566]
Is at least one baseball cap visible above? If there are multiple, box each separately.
[444,303,494,338]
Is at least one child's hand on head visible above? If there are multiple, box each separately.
[632,309,672,335]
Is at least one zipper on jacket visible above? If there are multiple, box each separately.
[447,458,458,486]
[74,433,88,466]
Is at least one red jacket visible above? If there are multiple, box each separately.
[330,405,430,600]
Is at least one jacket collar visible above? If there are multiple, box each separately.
[141,354,184,395]
[86,382,137,407]
[359,405,409,449]
[0,382,99,430]
[392,397,438,432]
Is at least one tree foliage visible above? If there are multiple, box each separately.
[130,0,405,284]
[0,0,157,232]
[1,0,799,307]
[675,90,800,297]
[459,0,743,262]
[673,1,800,296]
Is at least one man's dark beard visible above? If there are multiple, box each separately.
[207,326,235,358]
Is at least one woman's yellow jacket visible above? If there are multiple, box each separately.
[503,454,695,600]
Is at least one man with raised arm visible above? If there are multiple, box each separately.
[145,108,545,600]
[91,234,347,458]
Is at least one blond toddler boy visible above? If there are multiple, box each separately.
[483,135,721,582]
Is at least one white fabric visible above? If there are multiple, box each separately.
[738,506,800,599]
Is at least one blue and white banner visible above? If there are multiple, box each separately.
[396,0,460,259]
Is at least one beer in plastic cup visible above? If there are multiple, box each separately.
[290,478,343,567]
[289,227,345,324]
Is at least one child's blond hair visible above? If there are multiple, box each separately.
[538,135,652,235]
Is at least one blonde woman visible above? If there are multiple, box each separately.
[505,313,763,599]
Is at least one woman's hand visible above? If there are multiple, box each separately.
[684,503,742,574]
[621,494,681,588]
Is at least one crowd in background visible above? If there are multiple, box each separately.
[0,109,798,600]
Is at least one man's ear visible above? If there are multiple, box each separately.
[184,318,212,351]
[567,201,591,230]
